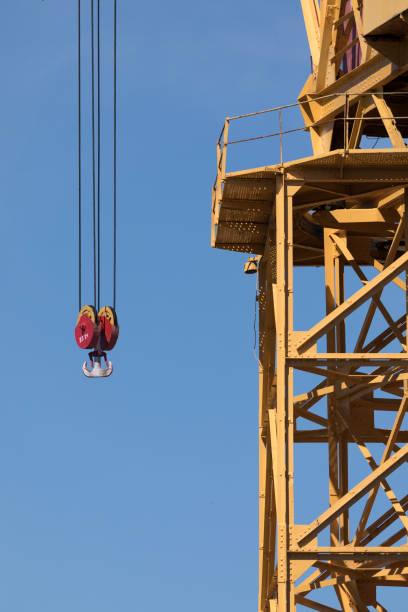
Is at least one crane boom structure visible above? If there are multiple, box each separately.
[211,1,408,610]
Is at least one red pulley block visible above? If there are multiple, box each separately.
[75,305,100,349]
[98,306,119,350]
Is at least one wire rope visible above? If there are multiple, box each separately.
[91,0,97,307]
[78,0,82,311]
[97,0,101,311]
[113,0,117,310]
[77,0,117,315]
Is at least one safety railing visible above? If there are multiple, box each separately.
[211,91,408,247]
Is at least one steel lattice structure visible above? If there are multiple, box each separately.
[211,1,408,610]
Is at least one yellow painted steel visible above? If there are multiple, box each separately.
[76,304,98,326]
[98,305,116,326]
[211,1,408,610]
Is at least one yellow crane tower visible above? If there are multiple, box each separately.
[212,2,408,610]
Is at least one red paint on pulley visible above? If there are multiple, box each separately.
[75,313,100,349]
[99,306,119,351]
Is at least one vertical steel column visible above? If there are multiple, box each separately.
[405,188,408,345]
[275,173,295,611]
[259,218,278,611]
[335,248,349,548]
[259,254,271,611]
[324,229,341,547]
[324,229,352,610]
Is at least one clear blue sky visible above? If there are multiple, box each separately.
[1,2,405,611]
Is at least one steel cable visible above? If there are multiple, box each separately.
[78,0,117,315]
[97,0,101,311]
[91,0,97,307]
[78,0,82,311]
[113,0,117,310]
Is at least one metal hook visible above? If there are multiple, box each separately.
[82,354,113,378]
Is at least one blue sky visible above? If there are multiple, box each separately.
[0,3,306,610]
[1,2,406,611]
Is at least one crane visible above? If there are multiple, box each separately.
[212,1,408,610]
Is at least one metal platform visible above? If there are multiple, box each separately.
[214,149,408,265]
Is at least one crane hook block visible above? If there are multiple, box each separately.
[75,306,117,378]
[82,354,113,378]
[75,305,100,349]
[98,306,119,350]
